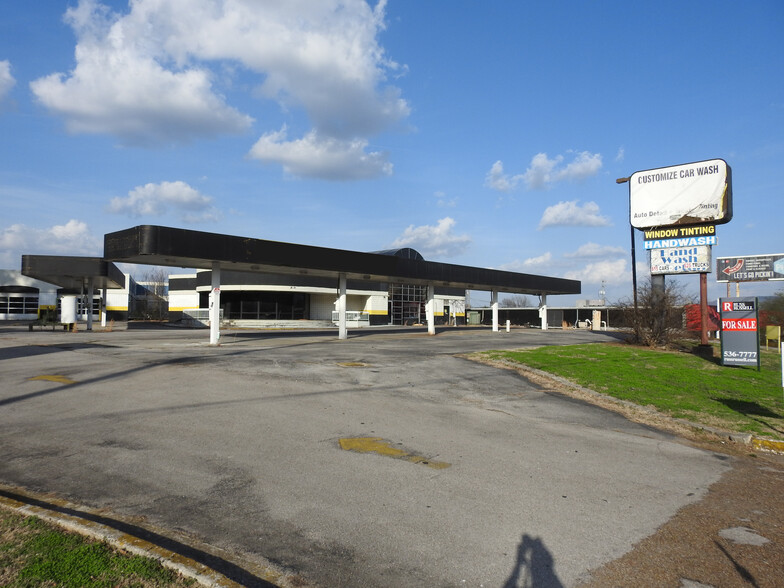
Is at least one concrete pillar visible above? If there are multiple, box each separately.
[209,262,221,345]
[539,293,548,331]
[491,290,499,332]
[86,278,94,331]
[338,273,347,340]
[101,287,107,327]
[426,284,435,335]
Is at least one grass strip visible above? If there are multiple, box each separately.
[0,511,196,588]
[482,342,784,440]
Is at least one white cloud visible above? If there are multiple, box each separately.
[538,200,611,229]
[30,0,408,178]
[0,220,100,266]
[565,259,629,286]
[391,217,471,259]
[484,160,523,192]
[498,252,553,272]
[615,146,625,162]
[565,242,626,258]
[31,1,252,145]
[486,151,602,192]
[248,127,392,180]
[107,181,220,222]
[0,60,15,103]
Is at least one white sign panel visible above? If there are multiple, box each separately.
[650,245,711,275]
[630,159,732,229]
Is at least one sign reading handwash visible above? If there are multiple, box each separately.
[650,245,711,275]
[719,297,760,369]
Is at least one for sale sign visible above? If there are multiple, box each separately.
[719,297,760,368]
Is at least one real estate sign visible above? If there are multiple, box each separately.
[716,253,784,283]
[719,297,760,368]
[630,159,732,229]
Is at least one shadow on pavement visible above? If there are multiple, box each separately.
[503,533,564,588]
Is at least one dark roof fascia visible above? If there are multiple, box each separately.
[21,255,125,290]
[104,225,580,296]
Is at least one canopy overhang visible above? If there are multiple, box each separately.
[104,225,581,296]
[21,255,125,291]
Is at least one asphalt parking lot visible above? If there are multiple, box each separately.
[0,325,738,586]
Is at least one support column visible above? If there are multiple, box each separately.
[426,284,435,336]
[209,262,221,345]
[86,278,94,331]
[338,273,347,340]
[491,290,499,332]
[101,287,107,327]
[539,294,548,331]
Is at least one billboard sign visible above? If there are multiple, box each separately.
[719,297,760,368]
[650,245,711,275]
[630,159,732,229]
[716,254,784,283]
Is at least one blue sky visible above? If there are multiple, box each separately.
[1,0,782,306]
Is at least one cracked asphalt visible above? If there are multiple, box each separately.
[1,324,781,587]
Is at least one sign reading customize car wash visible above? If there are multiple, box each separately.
[630,159,732,229]
[719,297,760,369]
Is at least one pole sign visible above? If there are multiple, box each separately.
[630,159,732,229]
[716,253,784,282]
[650,245,711,275]
[719,297,760,368]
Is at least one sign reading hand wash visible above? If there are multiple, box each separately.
[650,245,711,275]
[630,159,732,229]
[719,297,760,369]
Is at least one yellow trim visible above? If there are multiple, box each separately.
[169,307,200,312]
[105,306,128,311]
[39,305,57,310]
[365,309,388,315]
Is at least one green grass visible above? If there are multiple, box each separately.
[483,342,784,439]
[0,511,195,588]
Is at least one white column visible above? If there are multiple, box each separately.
[426,284,435,335]
[338,273,347,340]
[539,293,548,331]
[209,262,221,345]
[101,287,107,327]
[86,278,94,331]
[491,290,499,332]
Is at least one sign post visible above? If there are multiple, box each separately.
[719,297,760,370]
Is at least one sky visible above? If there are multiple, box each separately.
[1,0,782,307]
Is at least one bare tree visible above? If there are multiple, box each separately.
[616,278,693,347]
[134,266,169,320]
[500,294,531,308]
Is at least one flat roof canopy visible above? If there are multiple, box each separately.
[104,225,580,296]
[21,255,125,291]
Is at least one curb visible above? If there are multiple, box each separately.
[482,358,784,455]
[0,486,302,588]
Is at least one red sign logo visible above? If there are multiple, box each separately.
[722,301,733,312]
